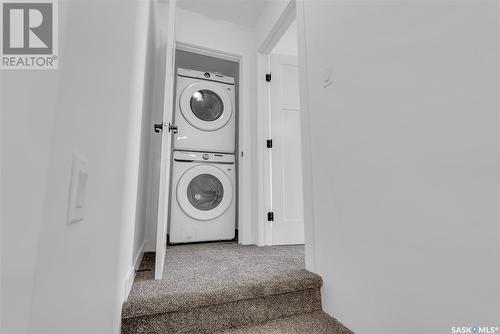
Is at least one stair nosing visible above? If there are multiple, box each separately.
[122,285,322,321]
[122,269,322,320]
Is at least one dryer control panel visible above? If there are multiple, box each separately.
[177,68,235,85]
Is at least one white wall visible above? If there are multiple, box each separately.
[1,55,59,334]
[133,0,157,269]
[299,1,499,333]
[144,7,258,246]
[255,0,291,51]
[271,20,297,56]
[1,0,155,332]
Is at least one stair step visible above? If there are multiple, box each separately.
[121,244,349,334]
[216,311,354,334]
[122,285,322,334]
[122,268,321,319]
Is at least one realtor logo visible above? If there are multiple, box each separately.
[1,0,58,69]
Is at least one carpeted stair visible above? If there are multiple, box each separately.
[121,243,352,334]
[216,311,352,334]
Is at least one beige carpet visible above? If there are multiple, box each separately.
[121,242,352,334]
[218,311,353,334]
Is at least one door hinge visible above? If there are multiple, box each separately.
[266,139,272,148]
[265,73,271,82]
[267,212,274,222]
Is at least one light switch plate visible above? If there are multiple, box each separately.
[67,153,88,224]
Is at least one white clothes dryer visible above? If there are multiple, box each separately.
[174,68,236,153]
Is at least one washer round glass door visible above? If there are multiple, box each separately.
[177,164,233,221]
[180,81,233,131]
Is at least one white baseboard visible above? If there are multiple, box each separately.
[144,238,156,252]
[123,241,145,302]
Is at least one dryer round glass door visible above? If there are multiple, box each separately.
[180,81,233,131]
[177,164,233,221]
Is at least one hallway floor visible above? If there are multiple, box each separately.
[132,242,305,286]
[121,242,352,334]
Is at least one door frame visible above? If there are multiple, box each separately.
[175,41,250,245]
[256,0,316,270]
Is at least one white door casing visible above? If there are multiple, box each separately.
[155,0,177,279]
[270,54,305,245]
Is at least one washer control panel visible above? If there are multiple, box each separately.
[174,151,235,164]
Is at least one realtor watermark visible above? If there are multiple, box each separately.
[451,326,499,334]
[1,0,58,69]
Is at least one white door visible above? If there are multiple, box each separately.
[155,0,176,279]
[270,54,305,245]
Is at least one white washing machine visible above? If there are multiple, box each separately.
[174,68,236,153]
[169,150,236,244]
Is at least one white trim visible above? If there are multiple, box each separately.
[296,0,315,271]
[255,0,316,268]
[123,241,145,302]
[256,53,272,246]
[237,56,252,245]
[256,0,298,247]
[174,42,253,245]
[258,0,296,54]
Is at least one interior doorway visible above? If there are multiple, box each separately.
[124,3,318,331]
[150,0,308,280]
[257,3,305,246]
[269,52,304,245]
[165,44,241,246]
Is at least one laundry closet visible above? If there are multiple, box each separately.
[167,49,240,244]
[145,2,303,276]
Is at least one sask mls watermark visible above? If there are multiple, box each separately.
[451,326,500,334]
[1,0,58,69]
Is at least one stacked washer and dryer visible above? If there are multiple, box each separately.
[169,68,236,244]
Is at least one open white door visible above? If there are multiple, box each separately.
[155,0,176,279]
[270,54,305,245]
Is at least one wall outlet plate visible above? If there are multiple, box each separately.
[67,153,88,224]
